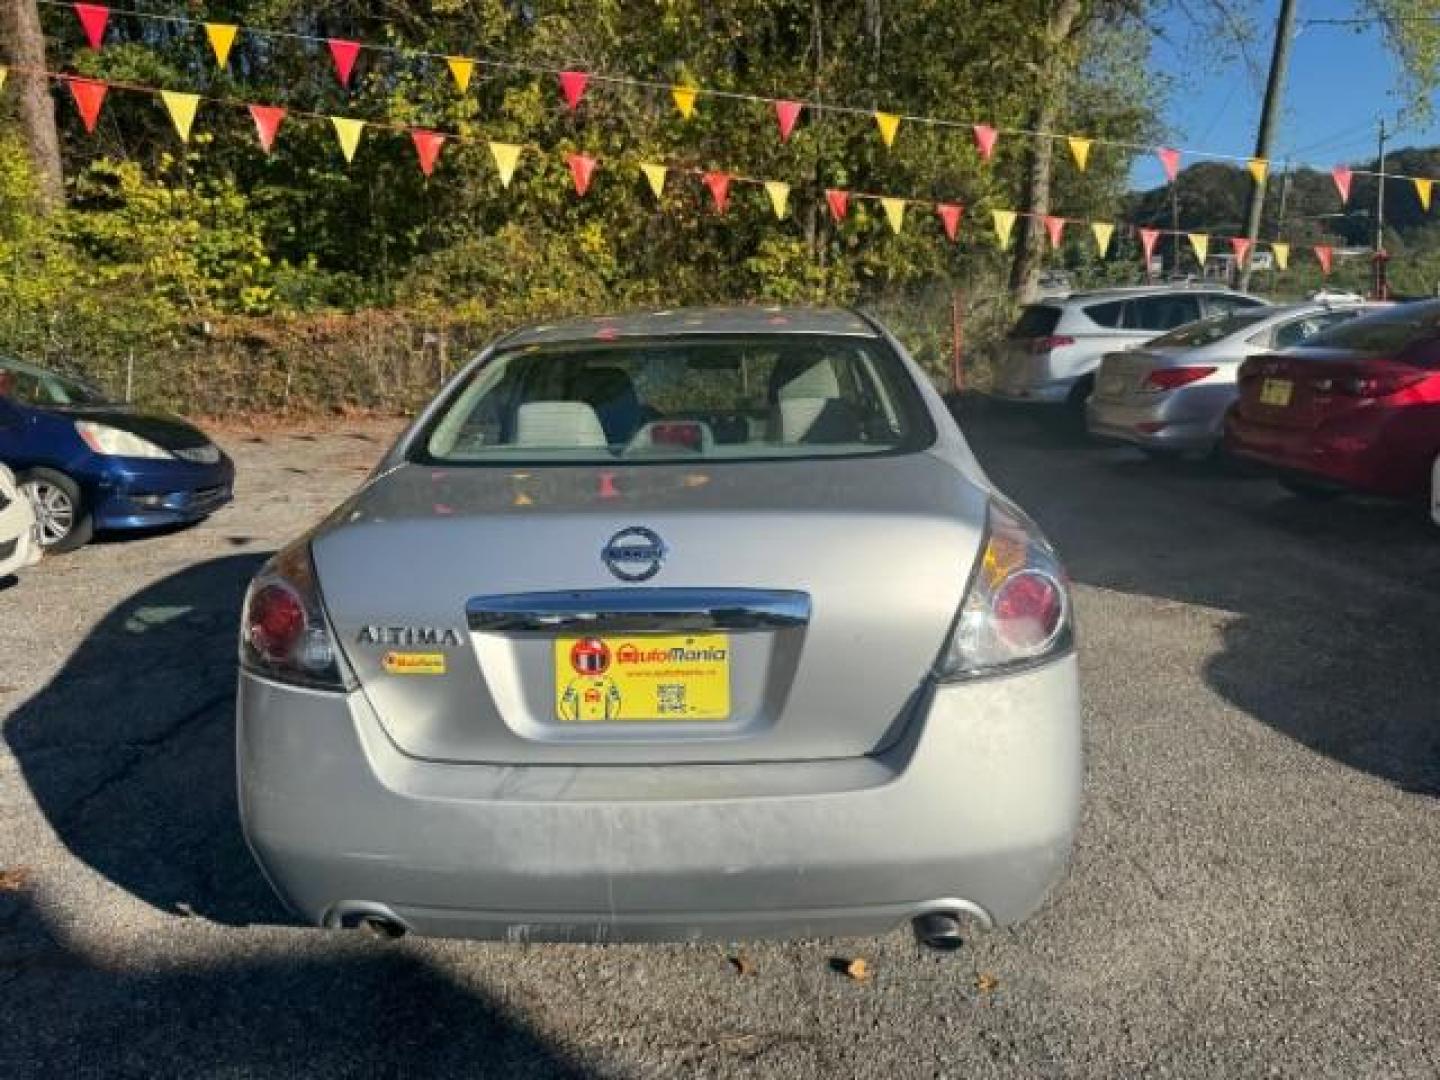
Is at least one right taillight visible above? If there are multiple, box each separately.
[1030,335,1076,354]
[240,542,354,691]
[937,500,1074,681]
[1143,366,1217,392]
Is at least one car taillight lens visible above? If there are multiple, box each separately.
[1329,371,1426,397]
[937,500,1073,681]
[1143,366,1216,392]
[1030,335,1076,354]
[240,542,353,690]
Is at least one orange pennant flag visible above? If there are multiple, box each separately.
[248,105,285,153]
[567,153,598,196]
[74,4,109,50]
[412,130,446,177]
[1044,215,1065,249]
[936,203,963,241]
[68,78,107,134]
[205,23,238,69]
[703,171,731,213]
[874,112,900,148]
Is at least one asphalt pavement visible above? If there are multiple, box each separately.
[1,405,1437,1078]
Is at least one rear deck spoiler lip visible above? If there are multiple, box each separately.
[466,588,812,634]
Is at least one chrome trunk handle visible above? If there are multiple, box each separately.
[467,588,811,634]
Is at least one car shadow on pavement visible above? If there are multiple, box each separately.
[3,553,292,926]
[956,395,1440,797]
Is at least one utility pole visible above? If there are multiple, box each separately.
[1373,118,1389,300]
[1239,0,1299,292]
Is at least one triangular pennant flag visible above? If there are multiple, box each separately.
[0,66,7,92]
[446,57,475,92]
[328,39,361,88]
[764,181,790,220]
[671,86,697,120]
[641,163,667,200]
[1188,232,1209,264]
[775,100,802,143]
[1332,165,1353,205]
[412,130,446,177]
[1271,242,1290,270]
[67,78,107,134]
[558,70,589,111]
[74,4,109,51]
[1314,244,1333,275]
[874,112,900,149]
[1231,236,1252,266]
[703,171,731,213]
[1067,136,1092,171]
[330,117,365,163]
[1415,177,1433,212]
[936,203,963,241]
[880,197,906,234]
[160,91,200,143]
[1247,158,1269,185]
[973,124,998,161]
[248,104,285,153]
[1091,221,1114,257]
[991,209,1016,249]
[489,142,521,187]
[1139,227,1161,263]
[1044,215,1065,249]
[825,189,849,222]
[567,153,597,196]
[205,23,238,69]
[1157,147,1180,182]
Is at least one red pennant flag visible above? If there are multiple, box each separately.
[1044,215,1066,249]
[825,189,849,222]
[703,171,731,213]
[248,105,286,153]
[1157,147,1180,182]
[74,4,109,50]
[1230,236,1252,266]
[558,70,589,111]
[775,100,802,143]
[328,39,361,87]
[412,130,446,177]
[936,202,963,241]
[1332,166,1353,205]
[1314,244,1333,275]
[972,124,998,161]
[1139,227,1161,263]
[67,78,107,134]
[567,152,597,196]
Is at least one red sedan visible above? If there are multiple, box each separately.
[1224,301,1440,500]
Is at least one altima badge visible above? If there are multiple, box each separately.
[602,526,667,582]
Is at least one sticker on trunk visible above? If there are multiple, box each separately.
[383,651,447,675]
[554,634,730,722]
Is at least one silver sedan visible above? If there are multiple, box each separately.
[1086,302,1382,455]
[236,307,1081,946]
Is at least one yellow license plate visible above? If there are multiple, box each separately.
[1260,378,1293,406]
[554,634,730,722]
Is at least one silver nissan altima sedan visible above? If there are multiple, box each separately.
[237,307,1081,946]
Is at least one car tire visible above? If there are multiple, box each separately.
[1279,475,1343,502]
[1065,377,1095,432]
[20,468,94,553]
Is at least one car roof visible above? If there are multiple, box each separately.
[1057,285,1257,304]
[496,306,879,348]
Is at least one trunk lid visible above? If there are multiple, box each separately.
[313,454,985,765]
[1236,350,1416,429]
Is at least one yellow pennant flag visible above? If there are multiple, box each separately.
[874,111,900,148]
[0,66,8,92]
[992,209,1017,249]
[672,86,697,120]
[447,57,475,92]
[160,91,200,142]
[1188,232,1209,264]
[330,117,365,163]
[1415,177,1434,212]
[1091,221,1114,257]
[1068,136,1092,171]
[1271,242,1290,270]
[205,23,237,69]
[764,181,790,220]
[880,197,906,234]
[1247,158,1269,184]
[489,141,521,187]
[640,163,667,199]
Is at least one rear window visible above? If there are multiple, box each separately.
[1008,306,1061,339]
[416,335,934,465]
[1301,302,1440,360]
[1084,300,1126,328]
[1149,309,1270,348]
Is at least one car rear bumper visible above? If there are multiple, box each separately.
[89,454,235,530]
[0,495,40,578]
[1087,386,1233,452]
[238,656,1082,943]
[990,377,1076,405]
[1223,410,1423,497]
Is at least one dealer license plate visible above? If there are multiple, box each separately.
[1260,378,1293,407]
[554,634,730,722]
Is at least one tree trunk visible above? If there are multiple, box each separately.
[0,0,63,206]
[1009,0,1086,302]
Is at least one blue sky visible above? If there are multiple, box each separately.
[1134,0,1432,189]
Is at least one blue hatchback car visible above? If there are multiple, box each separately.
[0,357,234,552]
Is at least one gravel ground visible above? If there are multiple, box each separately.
[1,404,1438,1078]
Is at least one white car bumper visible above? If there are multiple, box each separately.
[0,468,41,578]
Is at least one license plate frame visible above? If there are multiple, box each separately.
[1260,378,1294,407]
[553,633,731,722]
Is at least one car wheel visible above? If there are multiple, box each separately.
[20,468,94,553]
[1279,475,1342,502]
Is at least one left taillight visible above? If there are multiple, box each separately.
[240,542,354,691]
[1143,365,1217,392]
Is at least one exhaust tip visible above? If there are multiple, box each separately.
[358,915,407,941]
[912,912,965,952]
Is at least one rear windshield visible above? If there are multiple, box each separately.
[1301,302,1440,360]
[1008,306,1061,339]
[416,335,934,465]
[1148,309,1271,349]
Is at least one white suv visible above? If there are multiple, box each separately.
[992,285,1268,412]
[0,463,41,580]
